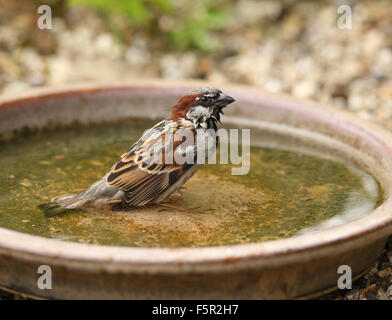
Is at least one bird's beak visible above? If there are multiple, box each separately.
[215,93,235,107]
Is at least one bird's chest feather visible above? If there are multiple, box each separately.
[177,119,216,162]
[185,105,213,130]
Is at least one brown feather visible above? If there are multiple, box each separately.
[171,94,201,121]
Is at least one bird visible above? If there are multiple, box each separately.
[47,87,235,214]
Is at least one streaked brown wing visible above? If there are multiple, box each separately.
[122,168,185,206]
[106,120,195,206]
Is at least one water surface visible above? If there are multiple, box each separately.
[0,119,382,247]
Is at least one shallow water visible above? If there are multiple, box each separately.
[0,119,382,247]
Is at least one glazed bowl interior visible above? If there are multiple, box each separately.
[0,81,392,270]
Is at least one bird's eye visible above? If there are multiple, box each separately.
[200,96,207,102]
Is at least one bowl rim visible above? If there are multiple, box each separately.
[0,80,392,272]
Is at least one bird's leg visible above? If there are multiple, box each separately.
[158,187,198,213]
[158,202,198,214]
[111,202,132,211]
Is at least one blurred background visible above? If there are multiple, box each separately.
[0,0,391,128]
[0,0,391,299]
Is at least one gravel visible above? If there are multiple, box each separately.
[0,0,391,299]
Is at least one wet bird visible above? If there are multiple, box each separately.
[49,87,235,213]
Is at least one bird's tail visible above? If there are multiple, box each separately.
[41,174,123,217]
[54,193,95,209]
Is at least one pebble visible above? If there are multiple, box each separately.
[2,81,30,93]
[376,289,390,300]
[386,285,392,297]
[20,179,32,188]
[378,268,391,278]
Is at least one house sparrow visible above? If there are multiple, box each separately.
[51,87,235,212]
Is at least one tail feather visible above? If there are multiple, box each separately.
[41,174,123,217]
[39,203,83,218]
[51,194,77,203]
[59,195,95,209]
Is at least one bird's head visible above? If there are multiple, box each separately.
[171,87,235,130]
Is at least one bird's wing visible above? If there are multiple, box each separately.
[106,120,197,206]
